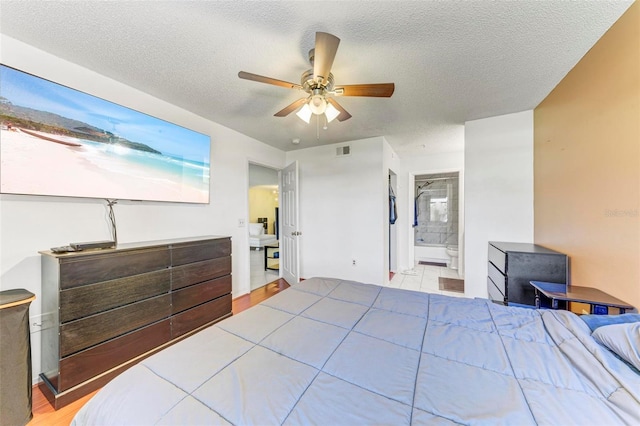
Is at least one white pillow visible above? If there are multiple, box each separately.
[592,322,640,370]
[248,223,264,236]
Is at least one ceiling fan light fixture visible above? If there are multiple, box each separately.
[325,102,340,123]
[239,32,393,123]
[309,94,327,115]
[295,103,312,123]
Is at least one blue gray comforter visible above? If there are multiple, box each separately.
[72,277,640,425]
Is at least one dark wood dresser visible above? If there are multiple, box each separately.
[39,236,232,409]
[487,241,568,307]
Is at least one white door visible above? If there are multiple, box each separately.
[281,161,300,284]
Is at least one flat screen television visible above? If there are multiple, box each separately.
[0,64,211,204]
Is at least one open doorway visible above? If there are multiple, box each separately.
[248,163,280,290]
[413,172,460,267]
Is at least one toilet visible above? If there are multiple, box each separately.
[446,245,459,270]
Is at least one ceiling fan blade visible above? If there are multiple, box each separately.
[327,98,352,122]
[238,71,302,90]
[333,83,395,97]
[274,98,308,117]
[313,32,340,85]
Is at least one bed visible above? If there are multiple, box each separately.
[72,277,640,425]
[248,222,277,249]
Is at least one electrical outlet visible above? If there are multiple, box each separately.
[352,259,356,266]
[238,219,245,227]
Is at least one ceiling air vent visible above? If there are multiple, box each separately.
[336,145,351,157]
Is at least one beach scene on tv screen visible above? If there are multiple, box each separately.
[0,65,210,203]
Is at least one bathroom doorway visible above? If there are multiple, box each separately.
[413,172,460,269]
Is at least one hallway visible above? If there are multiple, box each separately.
[250,248,279,291]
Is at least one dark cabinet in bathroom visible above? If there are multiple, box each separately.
[487,242,569,307]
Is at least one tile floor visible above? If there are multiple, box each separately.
[250,249,465,298]
[386,263,466,298]
[250,248,279,291]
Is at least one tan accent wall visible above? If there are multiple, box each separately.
[534,2,640,310]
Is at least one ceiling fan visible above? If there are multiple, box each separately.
[238,32,395,124]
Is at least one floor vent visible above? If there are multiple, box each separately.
[336,145,351,157]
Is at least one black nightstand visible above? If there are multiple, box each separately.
[530,281,634,314]
[487,242,568,307]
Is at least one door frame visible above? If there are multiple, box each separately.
[388,170,398,279]
[408,167,464,276]
[246,161,283,291]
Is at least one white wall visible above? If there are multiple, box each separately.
[464,110,534,298]
[286,137,387,285]
[248,163,279,187]
[0,35,286,382]
[397,146,465,275]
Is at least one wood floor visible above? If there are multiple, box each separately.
[28,278,290,426]
[231,278,290,314]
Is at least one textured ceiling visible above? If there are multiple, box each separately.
[0,1,632,155]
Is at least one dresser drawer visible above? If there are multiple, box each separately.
[488,262,506,296]
[58,319,170,391]
[488,243,506,274]
[172,238,231,266]
[171,294,232,338]
[60,269,170,323]
[172,275,231,315]
[171,257,231,290]
[59,248,170,289]
[488,277,507,305]
[60,294,171,357]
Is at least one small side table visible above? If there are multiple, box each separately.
[530,281,634,314]
[264,242,279,271]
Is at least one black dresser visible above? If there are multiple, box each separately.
[487,242,568,307]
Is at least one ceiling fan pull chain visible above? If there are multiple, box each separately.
[316,114,320,139]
